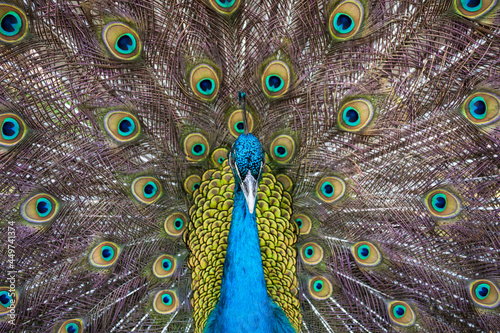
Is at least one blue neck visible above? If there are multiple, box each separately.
[204,188,295,333]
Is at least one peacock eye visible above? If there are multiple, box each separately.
[300,242,324,265]
[352,241,382,267]
[184,174,202,196]
[270,135,295,163]
[262,61,290,98]
[104,111,140,143]
[21,193,59,223]
[131,176,162,204]
[329,0,364,40]
[276,174,293,191]
[102,22,141,60]
[316,177,346,203]
[210,0,240,14]
[469,280,500,308]
[153,290,178,314]
[212,148,228,168]
[190,64,220,101]
[338,99,374,132]
[454,0,497,18]
[0,287,17,316]
[228,109,254,137]
[425,189,461,219]
[0,5,27,43]
[89,242,120,268]
[153,254,176,278]
[309,276,333,300]
[0,290,12,308]
[57,319,83,333]
[0,113,26,147]
[388,301,416,327]
[463,92,500,125]
[184,133,210,161]
[165,212,188,236]
[292,214,312,235]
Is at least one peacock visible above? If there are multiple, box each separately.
[1,0,500,331]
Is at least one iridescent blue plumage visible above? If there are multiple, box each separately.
[204,134,295,333]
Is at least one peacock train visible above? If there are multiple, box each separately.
[1,0,500,332]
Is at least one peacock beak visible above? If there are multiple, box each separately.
[240,170,258,214]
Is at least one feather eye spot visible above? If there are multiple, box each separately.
[321,182,334,197]
[353,241,381,266]
[132,177,162,204]
[470,280,500,308]
[309,277,333,300]
[228,110,254,137]
[190,64,219,101]
[192,143,206,156]
[165,213,188,236]
[262,61,290,98]
[0,113,26,146]
[184,175,202,195]
[274,145,287,158]
[21,193,59,223]
[58,319,83,333]
[0,5,27,43]
[455,0,497,18]
[184,133,210,161]
[153,255,176,278]
[276,174,293,191]
[463,92,500,125]
[329,0,364,40]
[103,23,141,60]
[153,290,178,314]
[270,135,295,163]
[89,242,120,268]
[300,242,323,265]
[293,214,311,235]
[388,301,415,327]
[212,148,228,168]
[210,0,240,14]
[0,288,16,315]
[425,189,461,219]
[338,99,373,132]
[334,13,354,33]
[316,177,345,203]
[104,111,140,143]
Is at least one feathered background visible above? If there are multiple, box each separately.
[1,0,500,331]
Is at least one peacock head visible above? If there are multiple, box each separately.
[228,133,265,214]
